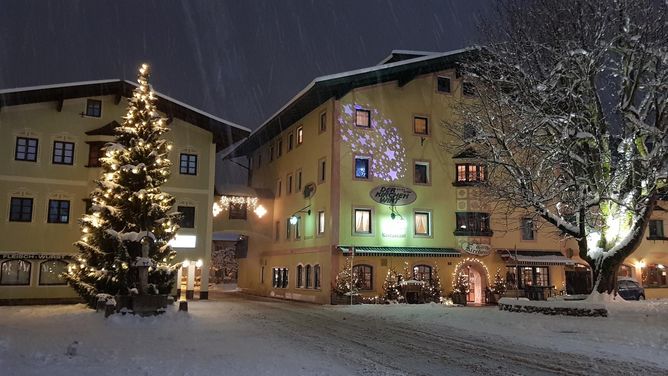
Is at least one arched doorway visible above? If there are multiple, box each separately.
[453,258,490,304]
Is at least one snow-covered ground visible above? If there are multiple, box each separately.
[1,293,666,376]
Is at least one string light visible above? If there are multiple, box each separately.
[451,257,491,290]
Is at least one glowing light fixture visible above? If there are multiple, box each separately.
[636,260,646,268]
[169,234,197,248]
[254,204,267,218]
[182,259,191,268]
[289,216,299,225]
[195,259,203,268]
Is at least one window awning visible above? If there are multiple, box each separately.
[498,250,574,266]
[338,246,460,257]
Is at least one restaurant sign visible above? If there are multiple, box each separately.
[370,185,417,206]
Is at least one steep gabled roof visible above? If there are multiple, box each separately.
[228,47,476,157]
[0,80,250,151]
[377,49,441,65]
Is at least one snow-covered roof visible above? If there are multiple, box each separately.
[0,79,250,151]
[498,250,575,266]
[228,47,477,157]
[377,49,441,65]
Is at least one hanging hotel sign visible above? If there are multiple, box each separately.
[370,185,416,206]
[462,242,492,257]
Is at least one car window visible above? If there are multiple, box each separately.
[627,281,640,289]
[618,280,629,288]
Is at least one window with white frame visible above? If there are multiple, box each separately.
[297,126,304,145]
[318,158,326,184]
[319,112,327,133]
[287,173,293,194]
[414,161,430,185]
[317,211,325,235]
[354,209,372,234]
[414,211,431,236]
[354,156,370,179]
[355,109,371,128]
[413,265,432,282]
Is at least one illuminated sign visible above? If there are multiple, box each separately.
[169,234,197,248]
[382,217,407,238]
[370,185,417,206]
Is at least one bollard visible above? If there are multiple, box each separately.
[178,300,188,312]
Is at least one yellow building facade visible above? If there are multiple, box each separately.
[0,80,249,304]
[223,49,668,303]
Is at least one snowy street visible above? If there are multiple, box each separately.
[1,293,667,376]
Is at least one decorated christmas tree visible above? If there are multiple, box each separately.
[453,271,470,295]
[381,267,402,303]
[425,264,443,303]
[491,268,507,296]
[64,64,179,306]
[333,257,359,296]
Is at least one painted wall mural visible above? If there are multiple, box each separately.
[339,103,406,181]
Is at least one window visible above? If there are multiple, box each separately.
[354,157,370,179]
[296,169,302,192]
[275,221,280,241]
[287,174,293,194]
[297,126,304,145]
[179,153,197,175]
[354,209,372,234]
[297,265,304,288]
[282,268,289,288]
[261,266,265,284]
[272,268,279,287]
[288,133,294,151]
[318,158,326,184]
[437,76,451,93]
[317,211,325,235]
[413,265,432,282]
[257,152,262,168]
[455,212,492,236]
[229,202,247,220]
[305,264,312,288]
[39,260,68,285]
[414,161,430,185]
[87,142,105,167]
[47,200,70,224]
[85,99,102,117]
[276,179,282,197]
[521,218,536,240]
[314,264,321,289]
[10,197,33,222]
[286,218,292,240]
[413,116,429,135]
[277,139,283,158]
[319,112,327,133]
[463,81,476,97]
[269,145,274,162]
[0,260,31,285]
[15,137,38,162]
[178,206,195,228]
[294,216,301,240]
[53,141,74,165]
[353,265,373,290]
[509,266,550,288]
[455,163,486,184]
[414,211,431,236]
[355,109,371,128]
[649,220,664,238]
[641,264,667,287]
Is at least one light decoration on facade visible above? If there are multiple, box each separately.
[212,195,260,217]
[338,103,406,181]
[451,257,491,290]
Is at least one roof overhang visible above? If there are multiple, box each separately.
[338,246,460,257]
[498,250,575,266]
[0,80,250,152]
[228,48,478,157]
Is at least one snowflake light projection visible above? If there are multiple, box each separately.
[339,103,406,181]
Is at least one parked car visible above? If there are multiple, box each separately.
[617,277,645,300]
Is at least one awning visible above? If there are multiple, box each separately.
[338,246,460,257]
[498,250,574,266]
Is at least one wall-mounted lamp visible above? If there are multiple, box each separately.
[289,204,311,224]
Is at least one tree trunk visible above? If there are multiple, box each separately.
[591,257,623,295]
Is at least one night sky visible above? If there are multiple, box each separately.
[0,0,490,130]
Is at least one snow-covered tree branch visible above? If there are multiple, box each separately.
[445,0,667,294]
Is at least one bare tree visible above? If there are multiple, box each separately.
[446,0,667,294]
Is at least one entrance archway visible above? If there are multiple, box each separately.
[453,258,490,304]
